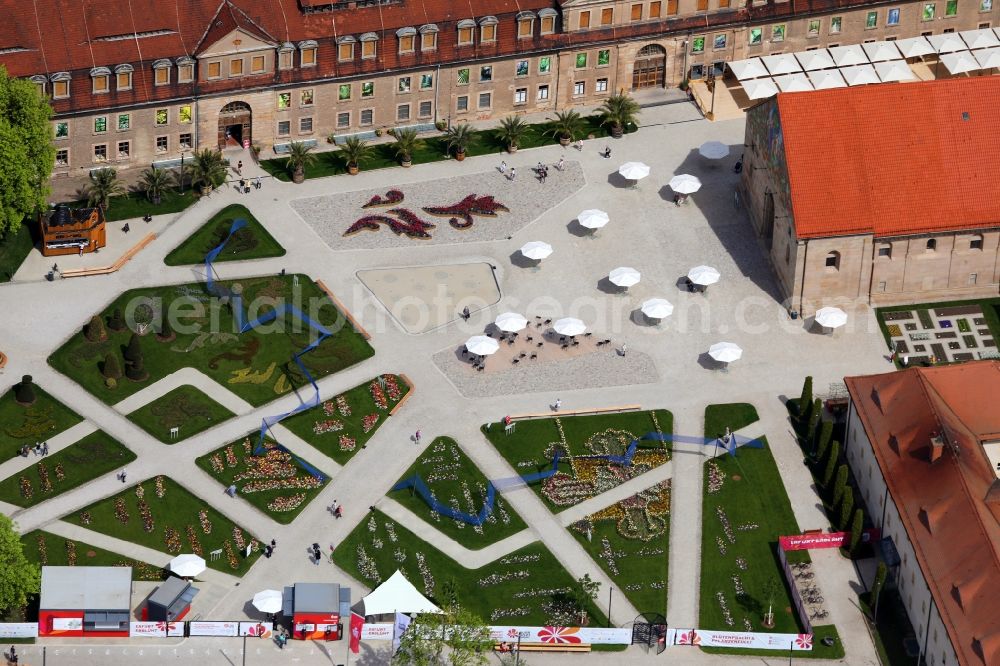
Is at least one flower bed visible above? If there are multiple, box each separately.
[21,530,168,581]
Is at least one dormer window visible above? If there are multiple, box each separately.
[298,40,318,67]
[176,57,195,83]
[337,36,355,62]
[152,59,171,86]
[91,67,111,94]
[457,19,476,45]
[539,8,557,34]
[480,16,498,42]
[397,27,416,53]
[114,65,133,91]
[29,74,46,96]
[419,24,438,51]
[360,33,377,59]
[51,72,71,99]
[517,12,536,39]
[278,42,294,70]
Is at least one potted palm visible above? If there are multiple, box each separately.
[495,115,529,154]
[393,128,421,167]
[185,148,228,196]
[138,166,171,205]
[338,136,372,175]
[599,91,641,139]
[84,168,125,211]
[546,110,585,146]
[444,123,473,161]
[286,141,317,184]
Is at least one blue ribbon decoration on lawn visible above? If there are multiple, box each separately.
[204,219,325,481]
[394,431,764,525]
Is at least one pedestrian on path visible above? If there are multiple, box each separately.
[329,499,339,516]
[553,398,561,412]
[237,160,243,175]
[509,167,516,181]
[414,430,421,444]
[254,176,262,190]
[226,484,237,497]
[575,139,584,151]
[619,343,628,357]
[8,645,16,664]
[557,156,565,171]
[42,441,48,455]
[334,504,343,519]
[499,160,507,175]
[119,468,127,483]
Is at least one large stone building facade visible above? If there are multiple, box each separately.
[1,0,998,175]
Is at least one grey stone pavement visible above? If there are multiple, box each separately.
[0,100,887,665]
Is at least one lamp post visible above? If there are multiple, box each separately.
[607,586,613,627]
[179,150,188,194]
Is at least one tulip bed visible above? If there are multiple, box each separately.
[21,530,166,581]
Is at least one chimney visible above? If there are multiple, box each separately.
[929,433,945,463]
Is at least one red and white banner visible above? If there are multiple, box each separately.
[0,623,38,638]
[779,528,880,551]
[487,626,632,645]
[52,618,82,631]
[130,622,183,637]
[239,622,272,638]
[189,621,239,637]
[675,628,813,651]
[360,622,391,640]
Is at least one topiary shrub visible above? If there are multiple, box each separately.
[124,333,142,364]
[13,375,36,405]
[102,353,122,380]
[105,377,118,390]
[796,375,813,419]
[822,440,840,487]
[157,304,175,342]
[125,354,148,382]
[107,308,126,332]
[84,315,107,343]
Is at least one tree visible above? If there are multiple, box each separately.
[107,308,126,332]
[185,148,228,194]
[102,353,122,380]
[494,115,528,152]
[838,486,854,531]
[870,561,888,621]
[831,464,849,507]
[807,398,822,443]
[571,574,601,623]
[84,168,125,211]
[439,577,460,610]
[338,136,373,173]
[0,66,55,236]
[84,314,107,343]
[125,352,147,381]
[445,606,493,666]
[157,303,174,341]
[138,166,172,204]
[599,91,640,138]
[13,375,35,405]
[546,110,585,144]
[124,333,142,364]
[849,508,865,554]
[393,127,423,165]
[394,605,492,666]
[822,440,840,487]
[814,420,833,461]
[444,123,474,159]
[798,375,813,418]
[761,579,782,628]
[285,141,317,183]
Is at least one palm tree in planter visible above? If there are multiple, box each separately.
[286,141,317,184]
[138,167,172,205]
[599,91,641,139]
[495,115,529,154]
[393,128,422,167]
[84,168,125,212]
[546,110,586,147]
[185,148,228,196]
[444,123,474,161]
[338,136,373,175]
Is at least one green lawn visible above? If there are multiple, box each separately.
[62,188,198,223]
[48,274,374,407]
[21,530,167,581]
[876,297,1000,368]
[164,204,286,266]
[571,479,669,615]
[260,115,636,182]
[279,374,409,465]
[64,475,262,575]
[389,436,527,549]
[0,431,135,508]
[127,385,235,443]
[195,435,327,524]
[483,410,672,512]
[333,510,606,626]
[0,384,83,460]
[0,224,34,282]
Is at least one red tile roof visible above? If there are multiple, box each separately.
[846,361,1000,666]
[776,78,1000,240]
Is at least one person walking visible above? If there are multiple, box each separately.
[237,160,243,175]
[119,468,127,483]
[557,156,565,171]
[42,441,48,456]
[499,160,507,175]
[414,430,422,444]
[619,343,628,357]
[509,167,516,181]
[254,176,262,190]
[553,398,562,412]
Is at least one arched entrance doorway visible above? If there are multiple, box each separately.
[632,44,666,89]
[218,102,252,149]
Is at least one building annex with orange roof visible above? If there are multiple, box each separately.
[742,78,1000,316]
[844,361,1000,666]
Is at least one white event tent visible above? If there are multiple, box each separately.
[352,570,442,616]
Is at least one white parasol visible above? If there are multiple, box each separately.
[641,298,674,320]
[494,312,528,332]
[815,307,848,329]
[252,589,283,614]
[698,141,730,160]
[618,162,651,181]
[169,554,206,578]
[708,342,743,363]
[609,267,641,288]
[578,209,610,229]
[465,335,499,356]
[553,318,587,336]
[687,265,721,286]
[669,174,702,195]
[520,241,553,260]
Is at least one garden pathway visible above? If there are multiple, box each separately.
[0,419,96,481]
[557,456,675,527]
[111,367,254,416]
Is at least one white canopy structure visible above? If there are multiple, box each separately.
[708,342,743,363]
[169,554,206,578]
[742,78,779,100]
[874,61,916,82]
[939,51,981,74]
[807,69,847,89]
[520,241,553,260]
[960,28,1000,50]
[974,47,1000,70]
[840,64,880,86]
[862,41,901,62]
[772,73,813,92]
[794,49,836,71]
[728,58,769,80]
[354,570,442,616]
[553,318,587,336]
[465,335,499,356]
[928,33,967,53]
[895,36,935,58]
[761,53,802,75]
[698,141,730,159]
[618,162,651,181]
[828,44,869,67]
[688,265,721,286]
[494,312,528,332]
[609,267,641,288]
[641,298,674,320]
[252,589,283,614]
[815,307,848,329]
[669,174,702,194]
[578,209,610,229]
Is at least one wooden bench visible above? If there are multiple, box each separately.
[60,233,156,278]
[495,642,592,653]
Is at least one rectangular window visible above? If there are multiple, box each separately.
[56,149,69,166]
[396,104,410,121]
[576,52,588,68]
[94,144,107,162]
[156,109,169,126]
[598,49,610,65]
[178,63,194,82]
[537,84,550,100]
[362,41,376,58]
[230,59,243,76]
[601,8,613,24]
[301,90,314,107]
[596,78,609,92]
[361,81,374,98]
[55,122,69,139]
[866,11,878,28]
[117,114,130,131]
[697,0,708,10]
[458,27,474,44]
[279,50,293,69]
[541,15,555,33]
[155,135,168,153]
[831,16,843,33]
[692,36,706,53]
[573,81,585,96]
[514,88,528,104]
[301,47,317,66]
[969,273,978,285]
[650,1,662,17]
[420,74,433,89]
[94,116,107,134]
[116,71,132,90]
[971,236,984,249]
[878,245,892,257]
[539,57,551,74]
[456,95,469,111]
[946,0,958,14]
[480,65,493,82]
[923,3,936,19]
[53,80,69,99]
[338,43,354,61]
[579,11,591,28]
[749,28,763,44]
[516,59,529,77]
[360,109,373,126]
[418,100,432,117]
[153,67,169,86]
[117,141,130,159]
[299,117,313,133]
[719,0,730,8]
[251,55,265,73]
[631,4,643,20]
[807,19,821,36]
[179,105,192,124]
[399,35,415,53]
[337,112,351,128]
[207,61,221,78]
[772,24,786,41]
[518,18,533,38]
[481,24,496,42]
[982,0,993,11]
[714,33,728,49]
[179,133,192,149]
[398,76,412,93]
[277,92,291,109]
[422,31,437,50]
[338,84,351,101]
[478,92,492,109]
[457,68,470,85]
[888,8,901,24]
[93,75,109,94]
[690,64,704,79]
[277,120,290,136]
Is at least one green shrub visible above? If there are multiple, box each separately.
[815,421,833,461]
[838,487,854,531]
[798,376,813,416]
[849,509,864,554]
[84,315,107,343]
[831,464,848,507]
[807,398,822,442]
[107,308,125,331]
[102,353,122,380]
[124,333,142,364]
[13,375,35,405]
[125,354,148,381]
[105,377,118,390]
[822,441,840,487]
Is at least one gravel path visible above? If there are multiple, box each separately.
[290,161,586,250]
[433,347,660,398]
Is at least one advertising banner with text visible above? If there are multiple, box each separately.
[130,622,184,638]
[0,623,38,638]
[675,628,813,651]
[189,621,239,637]
[487,626,632,645]
[780,528,880,551]
[361,623,393,640]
